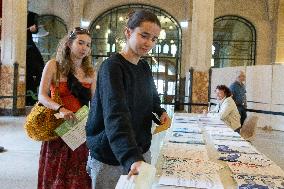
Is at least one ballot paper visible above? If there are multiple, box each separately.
[55,105,89,151]
[115,162,156,189]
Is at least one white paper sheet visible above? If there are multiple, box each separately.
[115,162,156,189]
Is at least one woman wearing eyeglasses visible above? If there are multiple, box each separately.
[86,10,170,188]
[37,27,95,189]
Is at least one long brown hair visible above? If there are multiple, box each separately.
[55,27,94,77]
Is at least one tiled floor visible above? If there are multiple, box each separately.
[0,116,283,189]
[0,116,40,189]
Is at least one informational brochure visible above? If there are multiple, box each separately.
[55,105,89,151]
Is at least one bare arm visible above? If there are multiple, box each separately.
[38,59,76,120]
[38,59,60,110]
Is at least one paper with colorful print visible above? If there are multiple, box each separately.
[162,143,208,160]
[173,116,198,124]
[161,157,224,175]
[227,161,284,176]
[212,140,251,147]
[172,126,202,134]
[219,153,272,166]
[232,174,284,189]
[158,172,224,189]
[158,156,224,188]
[215,144,259,154]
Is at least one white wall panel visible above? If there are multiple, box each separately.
[272,65,284,105]
[246,65,272,103]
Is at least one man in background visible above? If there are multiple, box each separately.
[230,70,247,133]
[26,11,44,106]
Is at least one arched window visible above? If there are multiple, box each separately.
[89,4,182,105]
[212,16,256,67]
[35,15,67,63]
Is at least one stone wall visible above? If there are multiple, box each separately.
[191,71,209,113]
[28,0,279,73]
[9,0,280,115]
[0,65,14,109]
[215,0,278,65]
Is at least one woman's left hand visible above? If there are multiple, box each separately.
[160,112,170,124]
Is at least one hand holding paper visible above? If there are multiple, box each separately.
[116,162,156,189]
[153,117,171,134]
[55,105,89,151]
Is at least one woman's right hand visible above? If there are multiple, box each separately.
[59,107,77,121]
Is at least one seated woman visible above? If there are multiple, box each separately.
[207,85,241,132]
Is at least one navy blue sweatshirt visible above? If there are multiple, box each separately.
[86,53,166,172]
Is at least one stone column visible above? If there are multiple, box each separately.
[275,0,284,63]
[187,0,215,113]
[0,0,27,115]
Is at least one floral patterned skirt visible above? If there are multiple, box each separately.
[37,138,91,189]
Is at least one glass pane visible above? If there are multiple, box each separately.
[213,16,256,67]
[36,16,67,63]
[89,4,181,100]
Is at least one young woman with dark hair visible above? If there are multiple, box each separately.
[86,10,169,188]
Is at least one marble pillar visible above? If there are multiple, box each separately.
[275,0,284,63]
[187,0,214,113]
[0,0,27,115]
[191,71,209,113]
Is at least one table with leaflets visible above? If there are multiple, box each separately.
[150,113,284,189]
